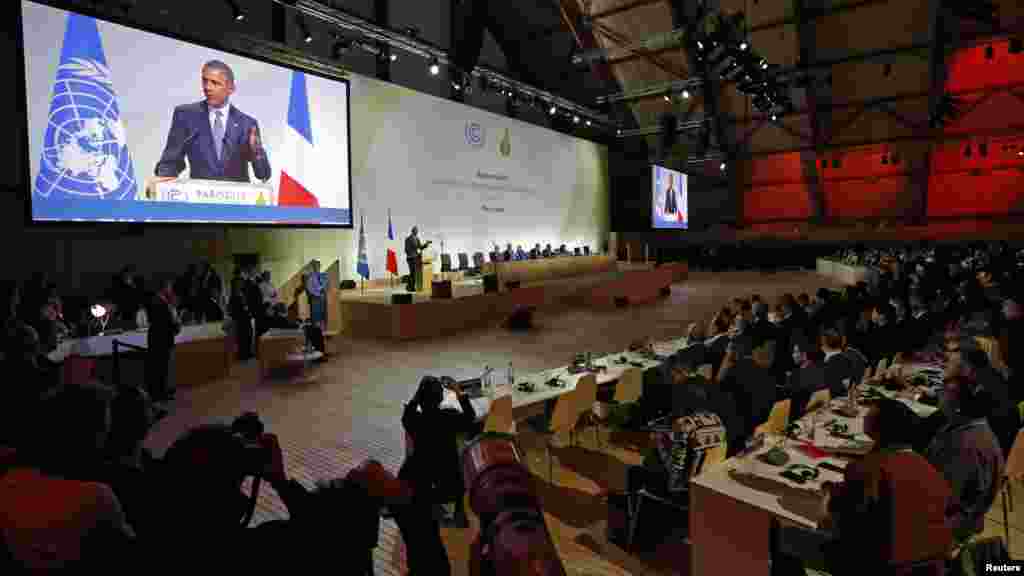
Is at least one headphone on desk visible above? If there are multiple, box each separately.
[781,463,820,484]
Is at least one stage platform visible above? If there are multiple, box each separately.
[339,261,687,341]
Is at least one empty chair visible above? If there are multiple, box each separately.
[525,391,577,485]
[484,394,516,436]
[440,253,452,273]
[875,357,889,377]
[574,247,582,256]
[457,252,470,271]
[594,368,643,449]
[584,246,591,255]
[805,389,831,414]
[472,252,485,271]
[573,374,600,448]
[754,399,791,436]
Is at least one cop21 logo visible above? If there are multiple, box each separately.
[465,121,485,148]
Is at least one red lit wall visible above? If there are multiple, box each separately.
[744,153,812,220]
[744,40,1024,224]
[928,40,1024,218]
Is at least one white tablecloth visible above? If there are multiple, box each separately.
[47,322,227,363]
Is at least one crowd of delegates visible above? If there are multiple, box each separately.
[630,242,1022,573]
[490,242,587,262]
[0,383,454,573]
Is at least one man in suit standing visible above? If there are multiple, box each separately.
[146,277,182,403]
[663,178,678,216]
[405,226,425,292]
[154,60,271,185]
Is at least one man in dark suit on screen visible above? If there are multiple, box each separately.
[153,60,271,185]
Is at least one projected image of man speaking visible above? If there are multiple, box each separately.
[154,60,271,183]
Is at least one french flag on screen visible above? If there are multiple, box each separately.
[278,71,319,207]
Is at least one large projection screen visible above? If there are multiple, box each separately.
[19,1,352,226]
[651,164,688,229]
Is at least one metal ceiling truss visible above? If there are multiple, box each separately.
[591,21,689,78]
[274,0,611,125]
[589,0,665,21]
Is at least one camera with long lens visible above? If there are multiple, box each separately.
[462,434,566,576]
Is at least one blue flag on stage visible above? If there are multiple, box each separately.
[35,13,137,202]
[357,213,370,280]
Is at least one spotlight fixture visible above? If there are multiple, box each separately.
[297,16,313,44]
[226,0,244,21]
[573,115,580,124]
[586,120,592,127]
[617,129,622,136]
[740,42,748,51]
[428,58,440,76]
[719,162,727,171]
[681,89,690,99]
[389,52,398,62]
[549,105,557,115]
[770,113,777,121]
[663,94,671,103]
[1018,150,1024,157]
[760,59,768,69]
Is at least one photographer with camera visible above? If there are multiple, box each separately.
[400,375,479,528]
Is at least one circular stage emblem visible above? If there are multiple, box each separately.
[465,121,485,148]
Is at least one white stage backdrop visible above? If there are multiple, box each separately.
[348,75,609,279]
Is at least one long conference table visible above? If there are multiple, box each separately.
[689,367,941,576]
[442,335,692,420]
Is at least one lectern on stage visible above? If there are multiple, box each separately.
[417,254,434,293]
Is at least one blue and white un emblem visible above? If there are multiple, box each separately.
[465,121,485,148]
[35,58,136,201]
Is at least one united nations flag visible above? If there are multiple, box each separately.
[35,13,136,202]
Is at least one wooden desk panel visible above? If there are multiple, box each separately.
[483,255,614,286]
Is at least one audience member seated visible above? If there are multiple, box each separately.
[503,243,513,262]
[514,245,527,261]
[774,399,953,576]
[718,343,776,448]
[786,344,826,420]
[530,243,541,259]
[820,329,855,396]
[400,376,478,528]
[964,349,1018,459]
[925,366,1004,542]
[703,313,732,380]
[0,385,136,572]
[866,302,900,367]
[543,244,553,258]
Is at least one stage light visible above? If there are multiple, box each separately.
[720,162,727,171]
[681,89,690,99]
[390,52,398,62]
[297,16,313,44]
[617,129,622,136]
[761,60,768,69]
[429,58,440,76]
[586,120,592,126]
[663,94,671,103]
[304,33,313,44]
[573,115,580,124]
[227,0,245,21]
[771,113,777,121]
[697,40,704,51]
[740,42,748,51]
[1018,150,1024,157]
[549,105,557,115]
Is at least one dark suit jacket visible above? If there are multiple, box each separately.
[405,235,423,262]
[664,187,678,214]
[824,352,855,397]
[155,101,271,183]
[146,294,181,352]
[719,359,777,441]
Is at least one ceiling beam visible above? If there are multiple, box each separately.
[557,0,617,85]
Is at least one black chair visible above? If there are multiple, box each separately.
[472,252,485,272]
[584,246,591,255]
[574,247,582,256]
[440,253,452,273]
[457,252,470,272]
